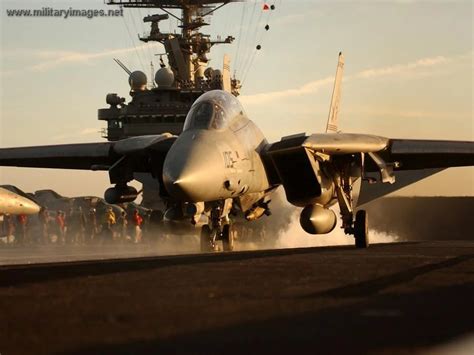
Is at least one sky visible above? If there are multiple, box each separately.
[0,0,472,198]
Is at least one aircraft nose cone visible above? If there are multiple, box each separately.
[166,175,198,201]
[163,131,225,202]
[0,188,41,215]
[19,198,41,215]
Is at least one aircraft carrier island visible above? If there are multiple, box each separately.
[97,0,242,210]
[98,0,241,140]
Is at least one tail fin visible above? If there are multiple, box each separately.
[325,52,345,133]
[222,54,232,93]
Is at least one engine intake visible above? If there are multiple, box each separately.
[300,204,337,234]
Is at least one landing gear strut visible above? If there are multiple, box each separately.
[200,223,235,252]
[200,200,235,253]
[333,164,370,249]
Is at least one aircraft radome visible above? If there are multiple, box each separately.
[0,187,41,215]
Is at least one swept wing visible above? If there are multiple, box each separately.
[0,134,175,172]
[264,134,474,205]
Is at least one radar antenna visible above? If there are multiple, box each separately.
[113,58,132,76]
[106,0,241,94]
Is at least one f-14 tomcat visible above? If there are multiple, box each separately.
[1,53,473,251]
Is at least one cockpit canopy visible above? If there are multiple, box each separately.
[183,90,248,131]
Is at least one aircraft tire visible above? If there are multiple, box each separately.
[222,224,234,252]
[354,210,369,249]
[200,225,212,252]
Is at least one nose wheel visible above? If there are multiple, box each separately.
[200,225,213,252]
[354,210,369,248]
[199,200,235,253]
[222,224,235,252]
[200,223,235,253]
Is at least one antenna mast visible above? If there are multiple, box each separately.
[106,0,241,94]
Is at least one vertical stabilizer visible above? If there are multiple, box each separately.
[223,54,232,93]
[326,52,344,133]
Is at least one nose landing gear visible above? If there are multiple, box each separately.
[200,223,235,252]
[222,224,235,251]
[200,225,213,252]
[200,200,235,253]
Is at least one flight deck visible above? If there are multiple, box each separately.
[1,241,473,355]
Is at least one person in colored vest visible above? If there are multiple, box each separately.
[132,209,143,244]
[16,214,28,245]
[56,211,66,244]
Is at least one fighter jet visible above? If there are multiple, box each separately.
[0,187,41,215]
[0,53,473,250]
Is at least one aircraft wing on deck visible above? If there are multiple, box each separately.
[382,139,474,170]
[263,133,474,205]
[0,142,115,170]
[267,133,473,166]
[0,134,176,172]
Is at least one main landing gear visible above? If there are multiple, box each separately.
[334,169,370,249]
[341,208,369,249]
[354,210,369,249]
[200,200,235,253]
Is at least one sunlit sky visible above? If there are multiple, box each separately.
[0,0,472,197]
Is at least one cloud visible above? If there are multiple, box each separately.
[241,53,467,105]
[52,127,100,142]
[344,107,472,121]
[30,44,151,71]
[354,55,450,79]
[2,44,152,74]
[79,128,101,135]
[272,9,324,26]
[241,77,334,105]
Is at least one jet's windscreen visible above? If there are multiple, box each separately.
[183,90,246,131]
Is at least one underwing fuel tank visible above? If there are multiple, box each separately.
[300,204,337,234]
